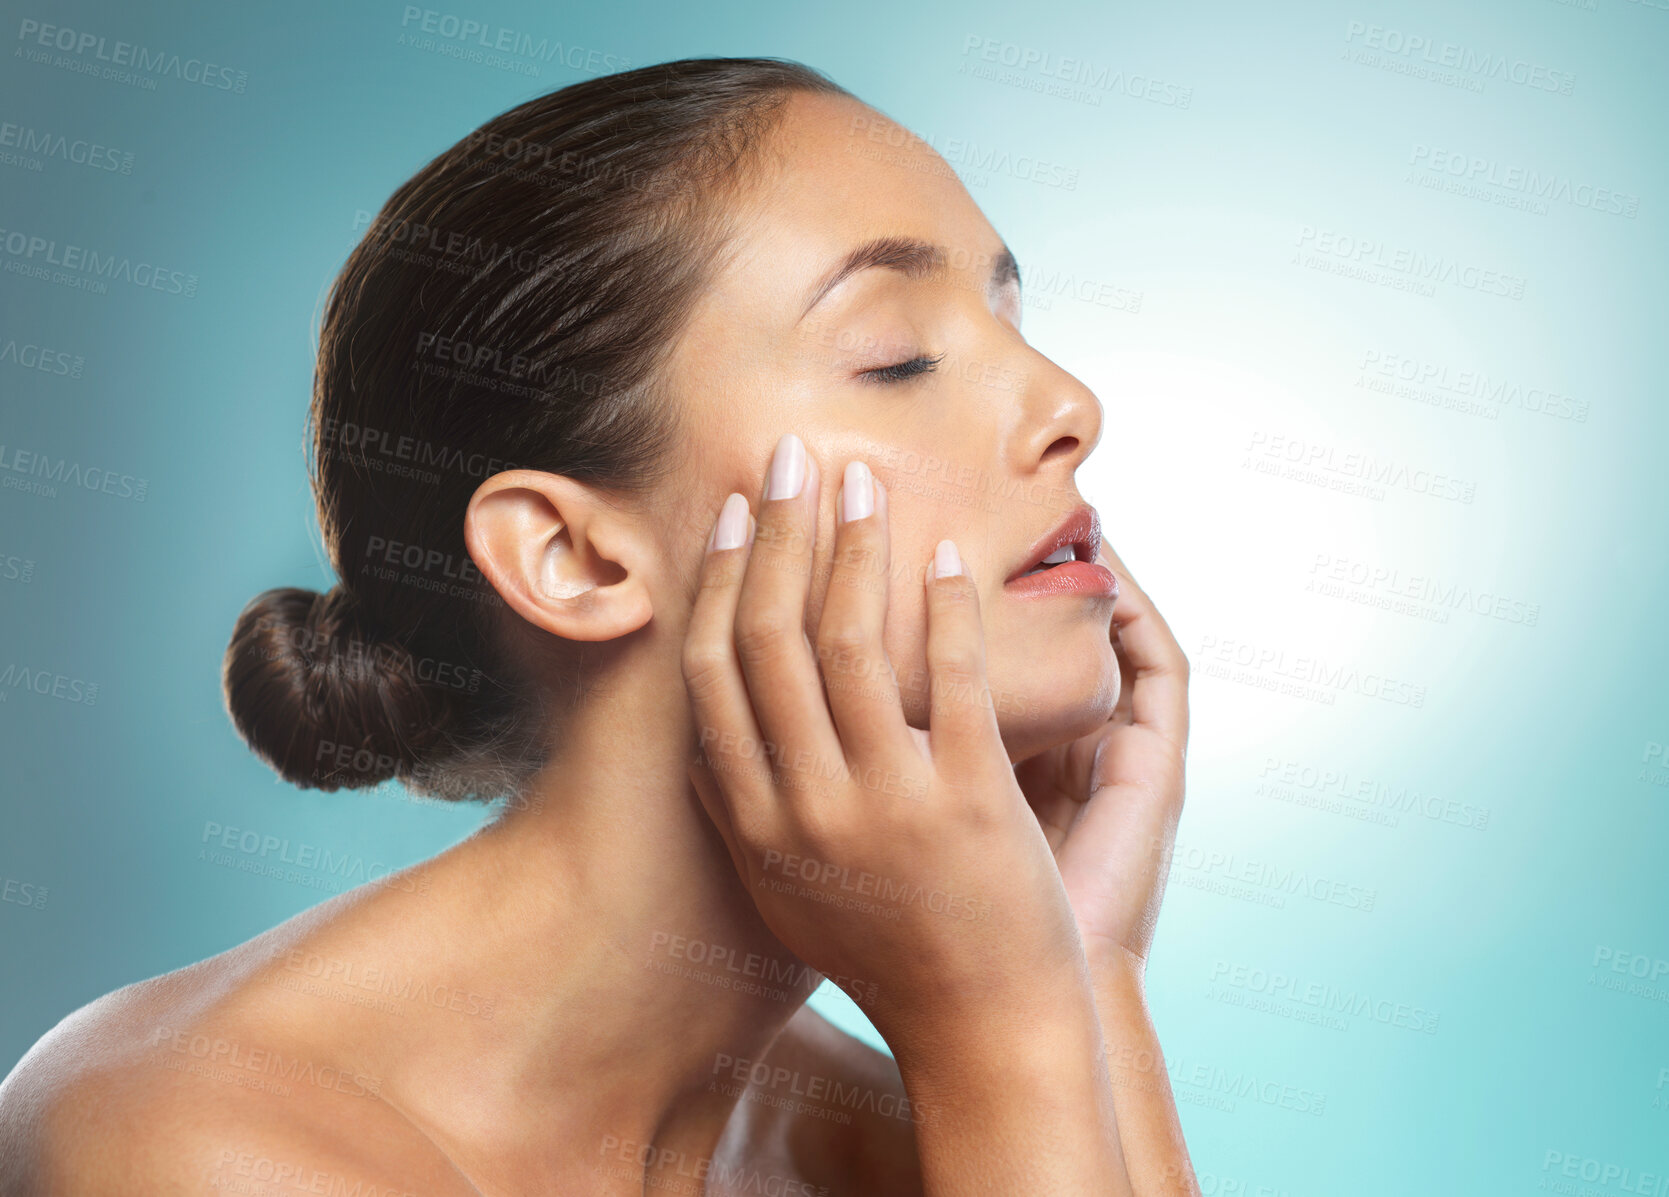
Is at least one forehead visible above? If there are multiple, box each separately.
[694,91,1009,332]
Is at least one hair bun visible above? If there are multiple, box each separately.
[222,586,452,791]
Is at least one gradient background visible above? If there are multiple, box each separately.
[3,0,1666,1192]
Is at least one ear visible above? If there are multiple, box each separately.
[463,470,652,642]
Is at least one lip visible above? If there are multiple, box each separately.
[1003,504,1120,600]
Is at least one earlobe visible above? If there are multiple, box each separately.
[464,470,653,643]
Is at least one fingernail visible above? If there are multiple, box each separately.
[709,493,750,552]
[934,539,963,579]
[765,433,806,501]
[840,460,874,524]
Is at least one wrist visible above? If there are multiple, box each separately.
[1084,937,1148,1002]
[880,960,1106,1093]
[885,973,1131,1195]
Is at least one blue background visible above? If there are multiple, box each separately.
[3,1,1666,1192]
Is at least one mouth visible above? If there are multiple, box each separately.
[1006,505,1103,582]
[1003,504,1120,601]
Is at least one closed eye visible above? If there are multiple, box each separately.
[861,352,944,385]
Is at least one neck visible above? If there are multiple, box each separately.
[291,645,813,1188]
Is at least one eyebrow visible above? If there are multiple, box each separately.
[797,235,1021,321]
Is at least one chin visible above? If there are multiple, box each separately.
[990,636,1121,762]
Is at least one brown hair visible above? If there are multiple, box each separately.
[222,58,851,801]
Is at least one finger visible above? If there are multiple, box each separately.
[1097,536,1189,754]
[922,539,1005,771]
[687,754,751,882]
[732,434,845,785]
[818,463,914,768]
[682,491,775,815]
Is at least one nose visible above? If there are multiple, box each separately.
[1008,353,1104,478]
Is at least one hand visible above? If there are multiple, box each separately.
[1013,537,1190,977]
[680,434,1089,1043]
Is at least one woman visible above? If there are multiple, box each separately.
[0,58,1196,1194]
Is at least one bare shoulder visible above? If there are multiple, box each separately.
[0,960,478,1197]
[733,1004,923,1197]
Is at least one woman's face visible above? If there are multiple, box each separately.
[659,90,1119,763]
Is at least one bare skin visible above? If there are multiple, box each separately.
[0,90,1197,1195]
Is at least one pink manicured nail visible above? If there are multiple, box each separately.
[841,460,874,523]
[765,433,807,501]
[709,493,750,552]
[934,539,963,578]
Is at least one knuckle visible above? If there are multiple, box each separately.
[833,524,883,574]
[785,799,851,858]
[815,615,870,661]
[731,817,777,861]
[753,521,813,569]
[938,775,1002,828]
[680,646,731,701]
[929,642,984,686]
[733,609,798,666]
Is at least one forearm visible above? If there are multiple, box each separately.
[1088,946,1200,1196]
[882,976,1134,1197]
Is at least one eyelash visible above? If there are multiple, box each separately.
[861,352,944,385]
